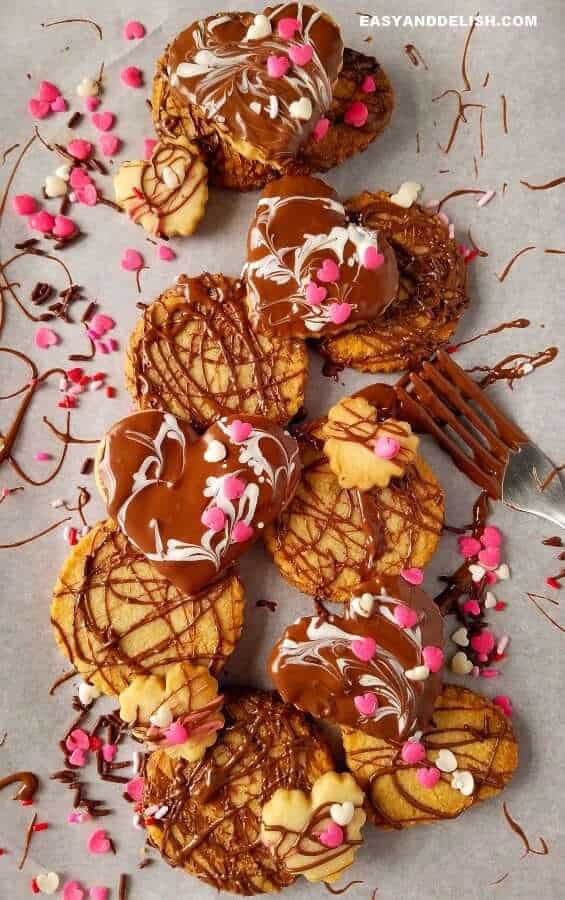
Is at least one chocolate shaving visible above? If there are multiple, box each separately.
[404,44,429,70]
[256,598,277,612]
[520,176,565,191]
[479,106,485,157]
[41,17,102,40]
[31,282,54,305]
[49,668,77,695]
[18,812,37,870]
[436,188,486,212]
[482,72,490,87]
[490,873,510,886]
[503,802,550,856]
[80,456,94,475]
[496,246,536,282]
[544,248,565,255]
[461,14,478,91]
[135,266,149,294]
[118,874,129,900]
[325,880,364,894]
[67,111,83,129]
[500,95,509,134]
[14,238,39,250]
[467,228,488,257]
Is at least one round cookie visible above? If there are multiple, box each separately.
[263,419,444,601]
[320,191,468,372]
[126,273,308,429]
[343,685,519,828]
[51,519,244,694]
[113,135,208,238]
[143,689,335,894]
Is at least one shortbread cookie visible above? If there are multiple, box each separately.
[119,662,224,762]
[96,409,301,596]
[320,190,468,371]
[261,771,366,884]
[143,689,335,894]
[126,274,308,429]
[244,175,398,338]
[51,520,244,694]
[264,418,444,601]
[270,575,444,741]
[114,135,208,237]
[343,685,518,828]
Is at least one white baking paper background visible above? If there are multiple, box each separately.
[0,0,564,897]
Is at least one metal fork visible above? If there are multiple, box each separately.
[395,350,565,529]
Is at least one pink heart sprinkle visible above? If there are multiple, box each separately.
[416,766,441,789]
[91,314,114,335]
[354,692,378,716]
[305,281,327,305]
[92,111,114,132]
[35,450,51,461]
[457,535,482,558]
[400,567,424,586]
[312,117,330,142]
[351,636,377,662]
[317,821,344,849]
[165,721,189,746]
[422,645,444,673]
[267,54,290,78]
[317,257,340,283]
[63,880,86,900]
[277,17,301,39]
[401,740,426,764]
[87,829,111,854]
[202,506,227,533]
[393,605,418,629]
[481,525,502,547]
[159,245,176,261]
[68,811,82,824]
[493,695,513,717]
[121,66,143,88]
[329,302,352,325]
[485,571,498,584]
[69,748,87,767]
[89,888,109,900]
[478,546,501,569]
[124,19,146,40]
[121,248,144,271]
[462,599,481,616]
[13,194,37,216]
[28,98,51,119]
[363,246,385,270]
[35,326,59,349]
[144,138,157,160]
[344,100,369,128]
[51,95,67,113]
[232,520,254,543]
[76,184,98,206]
[38,80,61,102]
[85,96,100,112]
[229,419,253,443]
[126,776,144,802]
[70,167,93,189]
[288,43,313,66]
[373,435,400,459]
[100,134,121,157]
[470,630,495,660]
[361,75,376,93]
[69,728,91,750]
[68,139,92,161]
[101,744,117,763]
[29,210,55,233]
[53,215,77,239]
[223,476,246,501]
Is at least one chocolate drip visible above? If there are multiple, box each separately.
[450,318,530,351]
[467,346,558,388]
[502,803,549,856]
[520,176,565,191]
[496,246,536,282]
[0,771,39,803]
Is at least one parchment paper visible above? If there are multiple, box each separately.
[0,1,564,897]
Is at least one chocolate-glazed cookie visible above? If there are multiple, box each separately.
[320,191,468,371]
[143,689,335,894]
[270,576,444,742]
[126,274,308,429]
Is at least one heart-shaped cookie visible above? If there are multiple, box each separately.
[166,4,343,163]
[245,175,398,338]
[269,575,444,741]
[96,410,301,594]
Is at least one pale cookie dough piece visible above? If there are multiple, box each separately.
[261,771,365,884]
[323,396,419,490]
[343,685,518,828]
[143,690,335,894]
[119,662,224,763]
[114,135,208,237]
[51,520,244,694]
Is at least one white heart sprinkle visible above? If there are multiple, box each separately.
[76,76,98,97]
[245,14,272,41]
[204,440,227,463]
[55,164,71,181]
[450,651,473,675]
[435,749,458,773]
[405,664,430,682]
[250,101,262,115]
[330,801,354,826]
[162,165,181,188]
[269,95,279,119]
[484,591,497,609]
[289,97,313,120]
[451,769,475,796]
[496,563,510,580]
[176,59,211,78]
[468,563,486,583]
[78,681,100,706]
[45,175,68,198]
[451,627,469,648]
[154,804,169,820]
[150,704,173,728]
[390,181,421,208]
[350,592,375,618]
[36,872,60,895]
